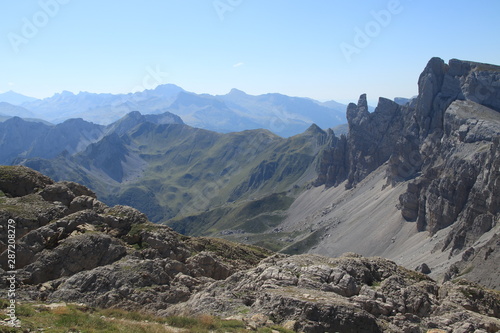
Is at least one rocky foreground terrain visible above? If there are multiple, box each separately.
[1,166,499,332]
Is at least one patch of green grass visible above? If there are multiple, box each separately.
[457,266,474,277]
[168,192,294,240]
[15,304,36,317]
[0,302,213,332]
[237,306,251,315]
[166,315,201,328]
[219,319,247,330]
[186,236,273,266]
[54,311,115,330]
[253,240,287,252]
[0,300,294,333]
[127,222,158,238]
[0,166,19,181]
[281,228,325,255]
[0,205,26,215]
[99,307,167,323]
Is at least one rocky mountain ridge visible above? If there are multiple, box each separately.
[1,166,499,332]
[0,91,38,105]
[285,58,499,288]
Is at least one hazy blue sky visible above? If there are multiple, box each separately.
[1,0,499,105]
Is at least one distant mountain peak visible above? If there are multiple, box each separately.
[304,123,325,135]
[152,84,184,94]
[18,84,348,137]
[227,88,247,96]
[53,90,75,98]
[125,111,143,118]
[0,90,38,105]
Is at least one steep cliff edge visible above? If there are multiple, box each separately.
[296,58,500,288]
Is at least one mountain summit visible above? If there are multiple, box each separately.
[0,90,38,105]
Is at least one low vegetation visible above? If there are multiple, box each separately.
[0,301,292,333]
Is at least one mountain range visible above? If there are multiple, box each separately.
[0,57,499,331]
[0,57,497,290]
[0,86,350,137]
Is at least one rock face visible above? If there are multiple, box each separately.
[314,58,500,285]
[315,94,405,189]
[391,61,500,269]
[1,167,499,332]
[346,95,404,189]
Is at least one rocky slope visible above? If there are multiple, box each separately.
[0,166,271,309]
[271,58,500,289]
[0,167,500,332]
[1,166,499,332]
[167,253,500,333]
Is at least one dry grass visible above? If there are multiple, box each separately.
[0,301,291,333]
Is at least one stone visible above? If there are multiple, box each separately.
[415,263,431,274]
[282,320,297,331]
[0,165,53,197]
[39,183,76,206]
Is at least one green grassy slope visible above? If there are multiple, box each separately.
[22,123,328,239]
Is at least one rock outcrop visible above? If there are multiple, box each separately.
[1,167,499,332]
[167,254,500,333]
[314,58,500,284]
[0,166,271,312]
[0,165,53,197]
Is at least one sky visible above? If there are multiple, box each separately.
[1,0,499,105]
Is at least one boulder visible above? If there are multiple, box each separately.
[0,165,53,197]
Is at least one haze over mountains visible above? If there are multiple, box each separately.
[0,86,350,137]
